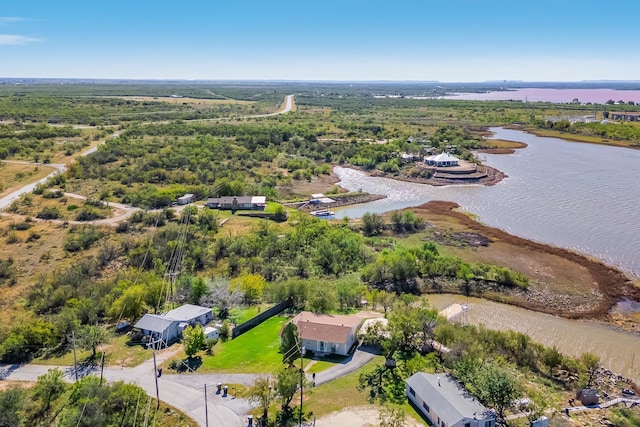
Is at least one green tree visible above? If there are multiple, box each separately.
[248,377,275,424]
[580,352,600,388]
[182,324,206,359]
[0,387,25,427]
[543,345,563,376]
[309,286,337,314]
[32,368,66,415]
[362,212,385,236]
[231,274,267,305]
[476,364,523,422]
[77,325,108,358]
[189,276,208,305]
[108,284,146,321]
[275,367,300,413]
[280,322,300,365]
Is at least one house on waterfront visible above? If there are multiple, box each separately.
[606,112,640,121]
[425,152,460,167]
[177,193,196,205]
[291,312,363,356]
[206,196,267,211]
[406,372,496,427]
[133,304,213,346]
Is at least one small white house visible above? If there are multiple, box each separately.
[177,193,196,205]
[425,152,460,167]
[291,312,363,356]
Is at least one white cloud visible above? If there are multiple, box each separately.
[0,17,23,26]
[0,34,41,45]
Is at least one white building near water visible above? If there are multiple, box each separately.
[425,152,460,167]
[406,373,495,427]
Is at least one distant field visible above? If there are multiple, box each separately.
[100,95,254,105]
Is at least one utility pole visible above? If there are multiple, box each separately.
[299,345,305,427]
[100,352,106,385]
[72,331,78,382]
[148,340,160,410]
[204,384,209,427]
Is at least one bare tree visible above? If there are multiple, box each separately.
[200,278,243,319]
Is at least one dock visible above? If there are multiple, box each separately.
[438,303,471,322]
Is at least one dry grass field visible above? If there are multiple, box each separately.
[0,163,56,197]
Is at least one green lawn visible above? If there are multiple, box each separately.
[304,353,350,375]
[199,315,288,373]
[228,303,274,325]
[305,359,335,375]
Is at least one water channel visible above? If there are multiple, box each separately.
[333,127,640,380]
[334,127,640,278]
[427,294,640,382]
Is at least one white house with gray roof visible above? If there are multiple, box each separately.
[406,373,495,427]
[133,304,213,346]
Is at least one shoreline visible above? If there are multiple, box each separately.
[413,201,639,322]
[347,162,508,187]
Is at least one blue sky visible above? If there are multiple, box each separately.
[2,1,639,81]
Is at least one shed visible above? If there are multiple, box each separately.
[576,389,599,406]
[177,193,195,205]
[204,326,219,340]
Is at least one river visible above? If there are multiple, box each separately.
[334,127,640,278]
[427,294,640,382]
[333,128,640,380]
[441,88,640,104]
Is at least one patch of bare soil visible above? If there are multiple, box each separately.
[279,173,341,198]
[315,406,424,427]
[413,201,638,320]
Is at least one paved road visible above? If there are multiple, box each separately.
[313,347,377,386]
[0,342,377,426]
[0,132,120,212]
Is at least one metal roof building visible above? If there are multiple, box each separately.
[406,373,495,427]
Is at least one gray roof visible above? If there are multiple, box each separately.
[164,304,212,322]
[134,314,175,333]
[407,373,493,425]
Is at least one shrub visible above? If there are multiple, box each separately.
[66,204,79,211]
[6,232,21,244]
[36,207,61,220]
[12,221,32,231]
[42,190,63,199]
[115,222,130,233]
[205,338,217,355]
[75,208,106,221]
[63,225,105,252]
[219,321,230,341]
[26,230,41,242]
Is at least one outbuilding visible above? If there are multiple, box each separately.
[177,193,196,205]
[406,372,495,427]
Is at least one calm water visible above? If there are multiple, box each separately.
[334,127,640,278]
[428,294,640,382]
[442,88,640,104]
